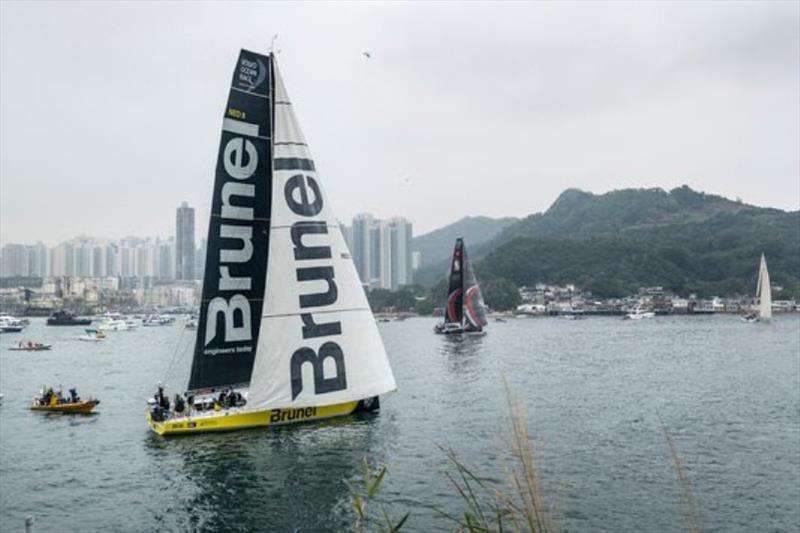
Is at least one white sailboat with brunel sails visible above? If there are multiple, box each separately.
[146,50,396,435]
[742,253,772,323]
[434,238,488,335]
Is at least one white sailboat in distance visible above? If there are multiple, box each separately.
[146,49,396,435]
[742,253,772,323]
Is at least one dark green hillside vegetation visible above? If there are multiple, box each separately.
[478,186,800,298]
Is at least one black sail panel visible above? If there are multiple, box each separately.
[445,238,464,324]
[189,50,272,391]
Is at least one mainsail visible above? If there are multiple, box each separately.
[189,50,273,391]
[188,50,396,410]
[246,57,396,410]
[445,239,465,324]
[757,253,772,319]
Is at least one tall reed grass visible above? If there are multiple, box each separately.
[346,393,705,532]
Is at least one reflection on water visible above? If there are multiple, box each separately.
[142,413,382,531]
[439,334,487,375]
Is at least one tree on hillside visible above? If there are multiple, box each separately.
[481,278,520,311]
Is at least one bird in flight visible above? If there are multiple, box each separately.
[363,51,371,59]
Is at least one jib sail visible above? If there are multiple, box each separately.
[462,243,488,331]
[245,60,396,409]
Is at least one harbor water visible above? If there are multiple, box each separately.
[0,315,798,531]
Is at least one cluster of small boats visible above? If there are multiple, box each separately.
[1,311,192,349]
[97,312,176,331]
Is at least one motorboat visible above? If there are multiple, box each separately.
[625,307,655,320]
[47,311,92,326]
[78,328,106,342]
[143,314,172,326]
[98,318,129,331]
[31,387,99,414]
[0,315,25,333]
[9,341,52,351]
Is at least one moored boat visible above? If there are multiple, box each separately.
[145,50,396,436]
[434,238,488,335]
[98,318,129,331]
[47,310,92,326]
[143,314,173,326]
[0,315,25,333]
[625,306,655,320]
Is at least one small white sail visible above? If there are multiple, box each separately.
[246,62,396,410]
[758,253,772,319]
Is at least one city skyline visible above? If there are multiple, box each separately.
[2,3,799,245]
[0,206,417,285]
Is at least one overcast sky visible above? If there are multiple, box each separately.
[1,1,798,245]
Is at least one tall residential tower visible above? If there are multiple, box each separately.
[176,202,195,280]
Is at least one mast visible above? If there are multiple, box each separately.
[188,50,274,392]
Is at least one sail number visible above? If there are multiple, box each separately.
[285,173,347,400]
[227,108,247,120]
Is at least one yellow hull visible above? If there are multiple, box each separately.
[31,399,99,414]
[146,401,360,436]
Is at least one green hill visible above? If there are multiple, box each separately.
[477,186,800,298]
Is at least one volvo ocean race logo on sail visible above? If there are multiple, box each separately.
[237,57,267,91]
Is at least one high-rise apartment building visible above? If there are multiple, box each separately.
[347,214,413,290]
[0,243,28,277]
[352,213,375,284]
[176,201,195,280]
[388,217,413,290]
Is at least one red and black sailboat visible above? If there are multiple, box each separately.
[434,238,488,335]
